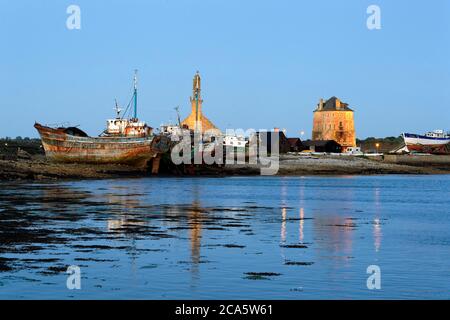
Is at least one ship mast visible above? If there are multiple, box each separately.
[133,69,138,120]
[114,99,122,118]
[175,106,181,127]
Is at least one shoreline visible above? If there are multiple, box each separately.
[1,154,450,182]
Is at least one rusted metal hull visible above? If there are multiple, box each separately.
[34,123,164,168]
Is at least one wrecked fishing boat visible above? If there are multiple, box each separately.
[35,71,169,168]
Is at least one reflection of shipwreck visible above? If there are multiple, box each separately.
[34,71,169,170]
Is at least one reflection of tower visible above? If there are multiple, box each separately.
[188,183,203,282]
[189,203,202,266]
[313,214,354,260]
[181,71,221,134]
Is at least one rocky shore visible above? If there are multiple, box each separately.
[276,154,450,175]
[0,156,147,181]
[1,153,450,181]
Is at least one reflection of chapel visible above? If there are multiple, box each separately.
[181,72,221,135]
[312,97,356,151]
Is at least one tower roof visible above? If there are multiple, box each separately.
[315,96,353,112]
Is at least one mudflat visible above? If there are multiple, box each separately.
[1,153,450,181]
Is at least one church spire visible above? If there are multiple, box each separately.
[192,71,201,99]
[190,71,203,129]
[181,71,220,134]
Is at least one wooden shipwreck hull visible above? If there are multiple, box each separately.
[34,123,168,168]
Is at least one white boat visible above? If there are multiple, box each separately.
[402,130,450,154]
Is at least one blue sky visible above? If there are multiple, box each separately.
[1,0,449,138]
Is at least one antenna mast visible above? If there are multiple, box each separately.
[175,106,181,127]
[114,99,122,118]
[133,69,138,120]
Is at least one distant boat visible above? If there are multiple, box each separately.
[402,130,450,154]
[35,71,169,168]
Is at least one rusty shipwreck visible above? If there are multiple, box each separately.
[34,71,169,169]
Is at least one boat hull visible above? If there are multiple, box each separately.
[403,133,450,155]
[34,123,165,168]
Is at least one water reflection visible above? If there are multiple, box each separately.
[1,176,448,299]
[299,207,305,243]
[373,187,382,252]
[314,214,354,260]
[188,185,202,281]
[281,207,287,244]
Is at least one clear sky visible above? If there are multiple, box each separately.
[1,0,449,139]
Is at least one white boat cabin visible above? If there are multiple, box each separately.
[106,118,152,137]
[425,130,449,139]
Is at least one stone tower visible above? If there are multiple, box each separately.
[312,97,356,151]
[181,71,220,134]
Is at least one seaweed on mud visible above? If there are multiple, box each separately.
[140,264,158,269]
[243,272,282,280]
[70,244,133,250]
[244,206,275,210]
[0,226,68,247]
[280,244,309,249]
[167,226,191,230]
[177,260,212,264]
[203,244,222,248]
[205,226,227,231]
[62,227,107,235]
[204,244,246,249]
[20,258,60,263]
[74,258,118,262]
[0,257,14,272]
[135,248,168,252]
[284,261,314,266]
[222,244,246,248]
[328,223,358,228]
[221,223,251,228]
[245,272,281,276]
[38,264,68,276]
[209,207,250,213]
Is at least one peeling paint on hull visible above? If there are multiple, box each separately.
[35,123,161,168]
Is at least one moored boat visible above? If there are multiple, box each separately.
[402,130,450,154]
[35,71,169,168]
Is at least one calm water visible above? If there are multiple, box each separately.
[0,175,449,299]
